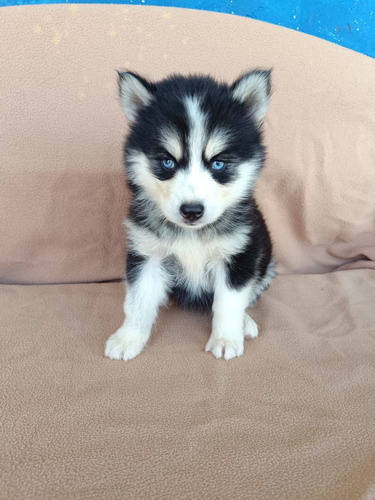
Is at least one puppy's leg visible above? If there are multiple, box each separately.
[105,255,170,361]
[206,267,253,360]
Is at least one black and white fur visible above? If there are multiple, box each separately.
[105,70,275,361]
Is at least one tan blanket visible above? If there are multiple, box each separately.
[1,5,374,283]
[1,271,375,499]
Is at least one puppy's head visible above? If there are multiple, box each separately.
[118,71,271,229]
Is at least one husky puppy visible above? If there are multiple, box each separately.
[105,70,275,361]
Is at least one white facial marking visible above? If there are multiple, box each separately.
[159,127,183,161]
[184,95,207,168]
[204,128,231,161]
[126,149,159,198]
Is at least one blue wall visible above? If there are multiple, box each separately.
[1,0,374,58]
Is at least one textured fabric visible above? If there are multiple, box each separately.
[0,5,374,284]
[1,5,375,499]
[1,272,375,499]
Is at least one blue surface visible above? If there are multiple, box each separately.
[1,0,374,58]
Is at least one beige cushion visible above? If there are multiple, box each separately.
[1,4,374,283]
[1,271,375,499]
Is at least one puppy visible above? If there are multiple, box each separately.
[105,70,275,361]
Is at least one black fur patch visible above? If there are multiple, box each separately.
[171,284,213,313]
[226,202,272,289]
[126,251,146,285]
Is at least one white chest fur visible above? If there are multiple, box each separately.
[126,220,249,292]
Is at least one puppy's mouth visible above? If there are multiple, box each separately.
[173,215,206,229]
[182,216,201,226]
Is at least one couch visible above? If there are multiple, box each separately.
[1,5,374,498]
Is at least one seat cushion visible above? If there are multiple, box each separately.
[0,5,374,283]
[1,270,375,498]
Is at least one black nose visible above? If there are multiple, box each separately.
[180,203,204,222]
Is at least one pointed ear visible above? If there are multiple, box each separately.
[117,71,155,122]
[231,70,271,127]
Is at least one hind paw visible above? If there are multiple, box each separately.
[243,313,259,339]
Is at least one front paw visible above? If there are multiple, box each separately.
[105,327,148,361]
[205,334,244,360]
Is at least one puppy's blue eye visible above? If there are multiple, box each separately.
[211,160,226,171]
[162,159,175,169]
